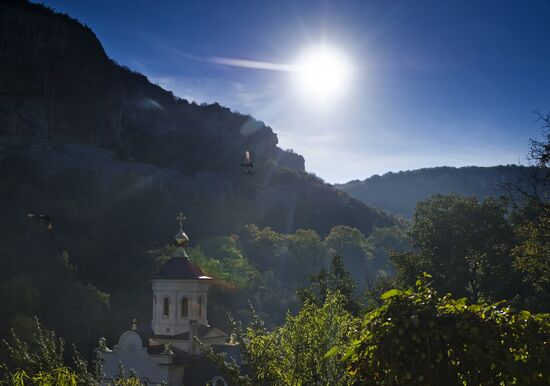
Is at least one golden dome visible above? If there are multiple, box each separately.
[174,212,189,246]
[175,228,189,246]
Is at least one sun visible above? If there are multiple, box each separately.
[292,45,353,105]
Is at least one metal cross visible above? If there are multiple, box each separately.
[176,213,186,229]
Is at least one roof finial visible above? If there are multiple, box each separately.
[176,213,186,230]
[174,212,189,257]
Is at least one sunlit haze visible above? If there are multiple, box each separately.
[35,0,550,183]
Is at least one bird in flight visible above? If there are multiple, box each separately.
[27,213,53,230]
[240,150,255,176]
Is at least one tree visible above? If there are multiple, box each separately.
[502,110,549,209]
[392,194,515,302]
[325,225,371,287]
[529,110,550,169]
[237,225,287,273]
[297,254,360,315]
[195,236,261,291]
[506,110,550,311]
[286,229,330,285]
[0,317,96,386]
[0,278,38,334]
[10,367,78,386]
[511,203,550,312]
[365,225,410,279]
[234,225,333,327]
[345,274,550,386]
[204,292,359,386]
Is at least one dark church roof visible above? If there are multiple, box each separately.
[137,324,224,343]
[152,219,212,280]
[152,256,212,280]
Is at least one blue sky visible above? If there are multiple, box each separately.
[39,0,550,183]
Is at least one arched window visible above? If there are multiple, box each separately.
[198,296,203,317]
[163,297,170,318]
[181,297,188,318]
[211,376,227,386]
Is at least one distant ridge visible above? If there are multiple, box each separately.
[336,165,540,217]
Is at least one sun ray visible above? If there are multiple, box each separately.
[206,44,353,108]
[208,56,294,72]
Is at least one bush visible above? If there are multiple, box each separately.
[345,274,550,385]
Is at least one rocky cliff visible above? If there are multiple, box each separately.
[0,0,398,242]
[0,0,305,171]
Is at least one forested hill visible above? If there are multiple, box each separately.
[0,0,397,238]
[336,165,538,217]
[0,0,400,349]
[0,0,304,171]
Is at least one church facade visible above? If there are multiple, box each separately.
[96,219,239,385]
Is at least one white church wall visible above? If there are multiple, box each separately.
[101,330,181,385]
[151,279,211,335]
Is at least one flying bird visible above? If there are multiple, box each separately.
[27,213,53,230]
[240,150,255,176]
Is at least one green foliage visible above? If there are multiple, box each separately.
[0,278,39,333]
[512,208,550,311]
[187,224,402,328]
[0,242,110,354]
[362,274,401,310]
[287,229,331,283]
[298,254,360,315]
[152,237,261,292]
[207,292,358,386]
[199,340,250,386]
[111,363,143,386]
[0,317,96,386]
[392,194,516,302]
[151,225,373,330]
[345,274,550,386]
[233,225,332,326]
[0,143,395,352]
[507,112,550,312]
[6,364,143,386]
[366,225,409,274]
[195,236,261,290]
[362,225,410,301]
[238,225,288,273]
[326,225,372,285]
[10,368,78,386]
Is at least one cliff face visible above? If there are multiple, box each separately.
[1,0,111,139]
[0,0,304,171]
[0,0,397,240]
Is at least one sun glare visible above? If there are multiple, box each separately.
[292,45,353,105]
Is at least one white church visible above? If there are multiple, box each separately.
[96,218,240,385]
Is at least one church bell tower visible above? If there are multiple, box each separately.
[151,214,212,336]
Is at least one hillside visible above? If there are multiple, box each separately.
[0,0,398,237]
[336,165,540,217]
[0,0,400,348]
